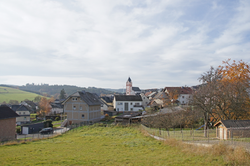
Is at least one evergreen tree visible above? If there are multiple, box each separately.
[59,89,67,99]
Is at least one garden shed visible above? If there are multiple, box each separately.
[214,120,250,140]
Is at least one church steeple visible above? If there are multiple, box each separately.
[126,77,132,95]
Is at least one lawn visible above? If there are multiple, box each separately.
[0,86,43,103]
[0,125,226,166]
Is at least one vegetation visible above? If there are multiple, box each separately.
[192,59,250,130]
[16,84,117,97]
[0,86,44,104]
[0,125,228,165]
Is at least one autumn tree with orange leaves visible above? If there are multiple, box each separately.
[38,97,54,119]
[192,59,250,131]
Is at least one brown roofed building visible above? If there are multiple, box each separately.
[0,105,19,141]
[62,91,102,125]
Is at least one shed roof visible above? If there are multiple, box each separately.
[0,105,19,120]
[214,120,250,128]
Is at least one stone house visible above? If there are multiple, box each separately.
[62,91,102,125]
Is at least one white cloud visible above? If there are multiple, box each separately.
[0,0,250,89]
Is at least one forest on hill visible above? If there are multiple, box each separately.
[0,84,119,98]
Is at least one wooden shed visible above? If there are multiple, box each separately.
[214,120,250,140]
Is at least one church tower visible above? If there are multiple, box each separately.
[126,77,132,95]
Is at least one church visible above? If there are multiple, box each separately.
[126,77,141,95]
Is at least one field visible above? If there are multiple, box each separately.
[0,86,42,103]
[0,125,227,166]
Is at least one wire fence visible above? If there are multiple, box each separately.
[141,124,250,151]
[0,123,92,146]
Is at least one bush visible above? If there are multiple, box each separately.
[55,117,60,121]
[44,119,53,128]
[16,126,21,134]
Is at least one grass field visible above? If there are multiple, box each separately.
[0,125,227,166]
[0,86,43,103]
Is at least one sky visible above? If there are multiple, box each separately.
[0,0,249,89]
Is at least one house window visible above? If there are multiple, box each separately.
[80,106,82,110]
[135,103,139,106]
[130,103,133,105]
[130,108,133,111]
[73,106,76,110]
[82,114,85,118]
[72,97,78,101]
[182,96,184,98]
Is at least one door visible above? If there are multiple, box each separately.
[22,127,29,135]
[125,103,128,111]
[219,128,223,140]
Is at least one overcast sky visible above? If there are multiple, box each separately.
[0,0,249,89]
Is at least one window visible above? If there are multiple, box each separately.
[82,114,85,118]
[130,103,133,105]
[135,103,139,106]
[73,106,76,110]
[72,97,78,101]
[23,112,25,115]
[182,96,184,98]
[130,108,133,111]
[80,106,82,110]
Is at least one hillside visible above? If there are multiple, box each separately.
[0,86,43,104]
[1,84,120,98]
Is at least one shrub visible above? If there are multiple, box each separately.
[55,117,60,121]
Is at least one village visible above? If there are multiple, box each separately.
[1,72,250,144]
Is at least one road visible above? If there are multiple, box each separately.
[17,127,70,140]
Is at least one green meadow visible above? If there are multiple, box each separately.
[0,86,42,103]
[0,126,226,166]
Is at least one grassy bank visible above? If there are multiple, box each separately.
[0,86,43,103]
[0,125,227,165]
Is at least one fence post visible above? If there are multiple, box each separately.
[192,128,194,142]
[207,128,209,143]
[182,129,183,141]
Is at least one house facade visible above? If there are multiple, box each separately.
[63,91,102,124]
[113,95,143,112]
[0,105,19,141]
[11,105,31,125]
[140,93,150,108]
[164,87,193,105]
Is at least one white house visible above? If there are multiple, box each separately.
[164,87,193,105]
[11,105,31,125]
[113,95,143,112]
[140,93,150,108]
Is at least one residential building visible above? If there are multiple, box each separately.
[0,105,19,141]
[113,95,143,112]
[62,91,102,124]
[164,87,193,105]
[11,105,31,125]
[140,93,150,108]
[21,100,38,113]
[50,99,64,115]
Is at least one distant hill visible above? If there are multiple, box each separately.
[105,88,126,93]
[0,84,120,98]
[0,86,44,104]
